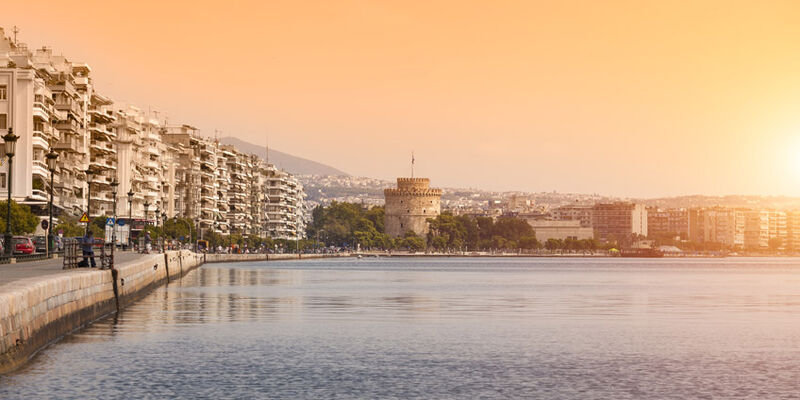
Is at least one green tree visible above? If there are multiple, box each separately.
[518,235,540,250]
[54,215,85,238]
[0,200,40,235]
[545,238,563,251]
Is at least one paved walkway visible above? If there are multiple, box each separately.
[0,251,152,287]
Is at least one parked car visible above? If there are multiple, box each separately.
[32,235,47,253]
[12,236,35,255]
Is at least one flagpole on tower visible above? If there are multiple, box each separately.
[411,151,415,178]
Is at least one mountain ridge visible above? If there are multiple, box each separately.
[219,137,348,176]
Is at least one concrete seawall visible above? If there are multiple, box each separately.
[0,250,203,374]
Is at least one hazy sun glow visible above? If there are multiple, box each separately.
[3,0,800,197]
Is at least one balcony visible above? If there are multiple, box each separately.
[33,102,52,120]
[74,76,89,87]
[32,160,49,178]
[90,158,115,171]
[31,133,50,150]
[89,123,116,141]
[90,142,116,155]
[54,136,82,153]
[89,109,115,123]
[55,120,81,134]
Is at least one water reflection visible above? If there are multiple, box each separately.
[4,258,800,399]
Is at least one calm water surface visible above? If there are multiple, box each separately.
[3,257,800,399]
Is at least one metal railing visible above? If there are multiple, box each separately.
[62,238,113,270]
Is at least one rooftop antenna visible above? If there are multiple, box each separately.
[12,26,19,45]
[266,135,269,164]
[411,151,415,178]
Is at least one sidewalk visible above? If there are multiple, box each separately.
[0,251,150,287]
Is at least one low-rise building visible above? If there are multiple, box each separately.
[525,220,593,242]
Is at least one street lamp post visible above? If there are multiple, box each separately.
[161,212,167,252]
[110,179,118,267]
[142,201,150,252]
[3,129,19,257]
[127,189,133,249]
[155,206,160,227]
[143,201,150,224]
[46,149,58,257]
[84,167,94,236]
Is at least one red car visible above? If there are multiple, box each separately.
[12,236,35,255]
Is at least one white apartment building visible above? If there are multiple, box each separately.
[1,27,307,241]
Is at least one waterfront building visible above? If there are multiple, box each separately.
[525,220,593,242]
[549,203,594,228]
[265,166,307,239]
[592,202,648,241]
[384,177,442,237]
[743,210,770,249]
[687,207,744,247]
[786,211,800,252]
[0,26,309,242]
[646,207,689,238]
[1,38,95,219]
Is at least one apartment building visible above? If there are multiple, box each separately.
[1,37,93,218]
[592,202,647,241]
[0,27,307,241]
[549,203,594,228]
[688,207,744,247]
[646,207,689,238]
[786,212,800,252]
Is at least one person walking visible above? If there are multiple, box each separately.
[144,231,152,254]
[81,233,96,268]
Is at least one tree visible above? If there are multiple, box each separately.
[0,201,40,235]
[54,215,85,238]
[518,235,540,250]
[308,202,388,249]
[545,238,563,251]
[403,236,425,252]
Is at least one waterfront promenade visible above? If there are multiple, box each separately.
[0,252,146,287]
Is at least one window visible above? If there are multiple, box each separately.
[0,173,5,189]
[0,85,6,100]
[0,114,6,130]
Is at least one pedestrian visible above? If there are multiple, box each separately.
[144,231,152,254]
[81,232,96,268]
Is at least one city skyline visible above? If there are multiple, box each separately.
[2,1,799,197]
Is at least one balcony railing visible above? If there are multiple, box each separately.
[54,136,82,152]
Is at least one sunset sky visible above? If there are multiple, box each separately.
[3,1,800,197]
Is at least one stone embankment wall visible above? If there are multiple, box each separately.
[0,250,202,374]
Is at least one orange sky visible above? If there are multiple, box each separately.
[4,0,800,197]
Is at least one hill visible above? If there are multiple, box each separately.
[219,137,348,176]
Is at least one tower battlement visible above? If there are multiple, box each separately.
[396,177,430,191]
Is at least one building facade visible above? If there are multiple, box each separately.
[646,207,689,238]
[0,28,307,241]
[592,202,648,241]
